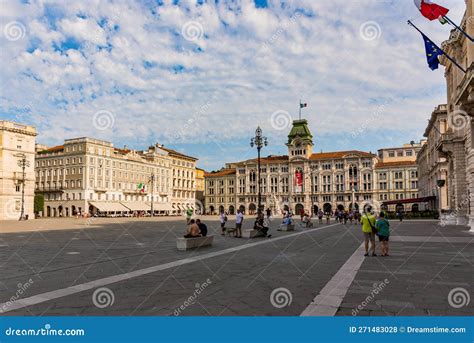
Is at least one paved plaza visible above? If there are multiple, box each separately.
[0,216,472,316]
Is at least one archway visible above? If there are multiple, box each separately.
[46,206,51,217]
[239,205,245,214]
[283,204,290,212]
[209,205,215,214]
[71,205,76,216]
[228,205,235,215]
[349,203,359,211]
[249,203,257,215]
[219,205,225,214]
[411,203,419,212]
[295,203,304,215]
[323,203,332,214]
[58,205,63,217]
[313,205,319,214]
[337,204,344,211]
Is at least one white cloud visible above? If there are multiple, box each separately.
[0,0,466,169]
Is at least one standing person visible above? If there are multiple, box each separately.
[196,219,208,237]
[361,207,377,257]
[318,209,324,224]
[300,208,305,222]
[376,212,390,256]
[186,208,193,224]
[235,209,244,238]
[343,211,348,225]
[348,210,354,224]
[266,208,271,219]
[397,209,404,222]
[325,212,330,224]
[219,210,227,235]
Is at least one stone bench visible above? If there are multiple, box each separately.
[177,235,214,250]
[278,224,295,231]
[242,229,266,238]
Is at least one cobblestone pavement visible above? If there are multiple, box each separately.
[0,217,472,316]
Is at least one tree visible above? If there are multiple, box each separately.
[34,194,44,214]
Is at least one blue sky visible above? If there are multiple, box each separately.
[0,0,466,171]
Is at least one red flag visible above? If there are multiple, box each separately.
[414,0,449,22]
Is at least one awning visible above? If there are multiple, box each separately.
[121,202,151,211]
[382,196,436,206]
[147,203,173,211]
[89,201,129,212]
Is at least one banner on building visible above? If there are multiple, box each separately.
[294,170,303,193]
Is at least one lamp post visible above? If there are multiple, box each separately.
[250,126,267,215]
[17,155,30,221]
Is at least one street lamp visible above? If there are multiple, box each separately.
[250,126,268,215]
[17,155,30,221]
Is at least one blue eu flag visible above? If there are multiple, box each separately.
[421,33,443,70]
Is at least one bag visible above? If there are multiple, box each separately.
[366,214,378,234]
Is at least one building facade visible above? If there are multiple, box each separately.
[35,138,197,217]
[205,119,421,216]
[417,105,451,213]
[374,141,424,212]
[435,1,473,229]
[0,121,37,220]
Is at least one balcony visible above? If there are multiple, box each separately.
[36,186,64,193]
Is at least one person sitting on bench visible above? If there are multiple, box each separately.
[196,219,207,237]
[254,214,272,238]
[282,213,293,225]
[184,219,201,238]
[302,213,313,228]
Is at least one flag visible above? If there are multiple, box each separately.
[137,182,145,193]
[299,103,307,108]
[413,0,449,23]
[420,32,444,70]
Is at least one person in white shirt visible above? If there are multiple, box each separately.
[235,210,244,238]
[219,211,227,235]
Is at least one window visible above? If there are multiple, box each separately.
[388,151,395,157]
[15,184,21,192]
[406,150,413,157]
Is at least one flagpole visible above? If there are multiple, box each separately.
[408,20,467,73]
[442,15,474,43]
[299,99,301,120]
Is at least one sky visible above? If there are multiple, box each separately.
[0,0,467,171]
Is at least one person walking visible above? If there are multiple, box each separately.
[360,206,377,257]
[318,209,324,224]
[235,209,244,238]
[376,212,390,256]
[219,210,227,235]
[185,208,193,224]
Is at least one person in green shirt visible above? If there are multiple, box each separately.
[186,208,193,224]
[360,207,376,257]
[375,211,390,256]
